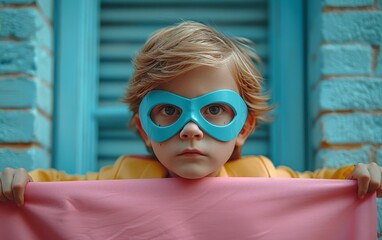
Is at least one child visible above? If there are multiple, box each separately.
[0,21,381,207]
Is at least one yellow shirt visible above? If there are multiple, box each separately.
[29,155,354,182]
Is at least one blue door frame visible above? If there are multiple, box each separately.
[269,0,306,171]
[53,0,100,174]
[54,0,307,173]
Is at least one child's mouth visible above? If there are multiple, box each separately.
[178,149,205,157]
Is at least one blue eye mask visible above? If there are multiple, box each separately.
[138,89,248,142]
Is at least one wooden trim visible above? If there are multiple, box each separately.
[53,0,100,174]
[269,0,306,171]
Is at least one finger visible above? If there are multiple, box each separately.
[12,168,30,206]
[378,167,382,198]
[1,168,16,201]
[349,163,370,199]
[366,163,381,194]
[0,173,6,202]
[377,187,382,198]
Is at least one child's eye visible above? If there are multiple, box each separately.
[160,105,180,116]
[201,104,234,126]
[205,105,224,115]
[150,104,181,127]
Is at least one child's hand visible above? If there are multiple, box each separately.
[347,163,382,199]
[0,168,32,206]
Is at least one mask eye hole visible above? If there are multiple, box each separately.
[200,103,235,126]
[150,104,182,126]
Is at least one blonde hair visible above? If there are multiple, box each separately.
[124,21,272,120]
[124,21,272,134]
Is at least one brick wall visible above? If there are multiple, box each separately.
[308,0,382,237]
[0,0,53,171]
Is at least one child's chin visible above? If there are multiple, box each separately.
[181,175,206,180]
[174,170,215,179]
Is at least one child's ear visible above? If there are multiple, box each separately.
[134,114,152,148]
[235,114,256,147]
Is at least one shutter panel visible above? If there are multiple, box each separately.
[97,0,270,168]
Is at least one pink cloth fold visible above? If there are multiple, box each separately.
[0,178,377,240]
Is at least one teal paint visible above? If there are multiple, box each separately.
[321,44,372,75]
[322,12,382,44]
[307,0,324,170]
[0,9,38,38]
[0,148,35,170]
[101,7,267,23]
[37,79,52,115]
[323,0,374,7]
[0,0,34,3]
[100,25,268,43]
[0,109,50,148]
[0,110,35,142]
[376,52,382,76]
[53,0,99,174]
[318,78,382,110]
[318,113,382,145]
[377,148,382,165]
[269,0,305,171]
[0,8,52,49]
[316,146,370,168]
[0,42,35,74]
[99,62,134,80]
[35,112,51,149]
[0,23,51,82]
[0,148,49,171]
[36,0,53,20]
[0,0,53,172]
[0,78,37,108]
[95,106,131,127]
[36,49,53,83]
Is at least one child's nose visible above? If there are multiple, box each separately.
[179,122,203,140]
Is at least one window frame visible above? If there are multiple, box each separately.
[53,0,100,174]
[54,0,307,173]
[269,0,306,171]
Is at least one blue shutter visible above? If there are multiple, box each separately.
[97,0,270,168]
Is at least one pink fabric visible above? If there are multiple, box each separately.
[0,178,376,240]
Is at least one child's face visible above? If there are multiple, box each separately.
[136,64,253,179]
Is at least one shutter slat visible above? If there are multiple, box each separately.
[99,125,268,140]
[242,139,269,156]
[101,8,267,24]
[98,138,269,159]
[98,140,149,158]
[100,43,141,60]
[97,0,270,168]
[99,62,133,79]
[95,105,131,127]
[100,25,268,43]
[99,63,269,101]
[100,43,268,61]
[102,0,266,4]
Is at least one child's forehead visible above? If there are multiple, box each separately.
[154,65,239,98]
